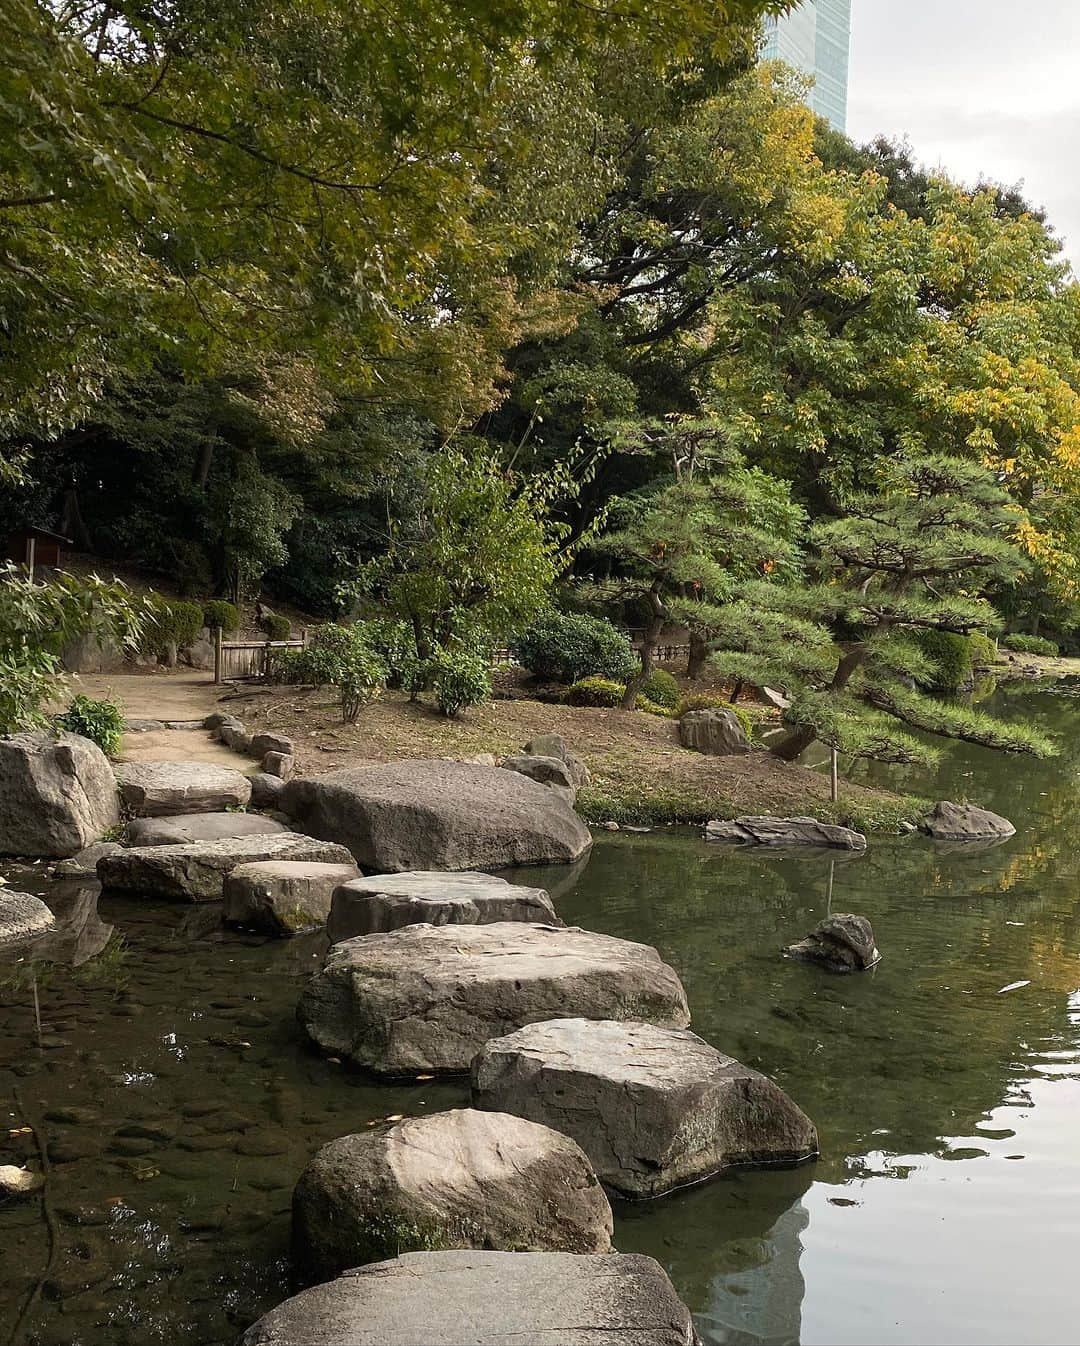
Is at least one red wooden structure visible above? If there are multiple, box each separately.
[6,526,71,576]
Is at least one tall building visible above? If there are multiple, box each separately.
[762,0,852,132]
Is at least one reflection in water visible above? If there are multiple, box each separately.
[1,681,1079,1344]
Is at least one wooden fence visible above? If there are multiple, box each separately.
[215,635,306,683]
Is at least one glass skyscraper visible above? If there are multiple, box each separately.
[762,0,852,132]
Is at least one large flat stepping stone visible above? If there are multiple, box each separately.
[300,923,690,1076]
[125,812,287,847]
[240,1250,698,1346]
[225,860,361,935]
[0,891,56,954]
[471,1018,818,1198]
[97,833,355,903]
[0,731,119,858]
[292,1108,612,1284]
[706,815,866,850]
[327,871,558,942]
[114,761,252,817]
[280,760,592,871]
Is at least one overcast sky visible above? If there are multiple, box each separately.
[846,0,1080,271]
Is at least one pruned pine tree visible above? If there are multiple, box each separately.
[707,454,1056,765]
[588,420,803,708]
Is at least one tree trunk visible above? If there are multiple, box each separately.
[59,488,93,551]
[729,678,744,705]
[686,629,708,680]
[622,596,664,709]
[770,724,817,761]
[192,436,215,490]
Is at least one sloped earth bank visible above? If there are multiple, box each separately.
[2,681,1080,1344]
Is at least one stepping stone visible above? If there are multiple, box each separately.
[785,913,881,973]
[239,1250,698,1346]
[0,891,55,953]
[292,1108,612,1284]
[705,815,866,850]
[326,871,559,942]
[114,761,252,817]
[299,922,690,1076]
[97,833,355,903]
[224,860,361,935]
[125,812,287,847]
[280,760,591,871]
[471,1018,818,1198]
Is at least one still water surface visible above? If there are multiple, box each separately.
[1,680,1079,1345]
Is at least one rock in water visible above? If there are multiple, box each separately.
[705,816,867,850]
[0,891,56,952]
[292,1109,612,1283]
[124,812,287,847]
[97,833,355,902]
[54,840,122,877]
[785,913,881,973]
[280,760,592,871]
[239,1250,699,1346]
[114,761,252,817]
[0,1165,44,1197]
[326,871,558,942]
[224,860,361,935]
[678,709,751,756]
[0,731,119,858]
[299,922,690,1075]
[919,800,1015,841]
[471,1019,817,1198]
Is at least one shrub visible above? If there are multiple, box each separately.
[968,631,998,669]
[56,694,125,757]
[263,613,292,642]
[513,611,637,685]
[637,695,679,718]
[912,629,973,691]
[203,600,240,633]
[430,647,491,717]
[140,597,205,655]
[640,668,680,708]
[566,675,625,707]
[677,693,754,738]
[264,647,309,683]
[1002,632,1058,656]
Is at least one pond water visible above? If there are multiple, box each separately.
[2,680,1079,1345]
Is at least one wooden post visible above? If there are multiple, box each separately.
[27,535,36,581]
[830,747,839,803]
[214,625,223,684]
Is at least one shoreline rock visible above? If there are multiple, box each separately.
[0,731,119,858]
[706,815,867,851]
[224,860,361,935]
[918,800,1015,842]
[326,871,559,942]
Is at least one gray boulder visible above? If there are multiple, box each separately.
[0,731,119,858]
[679,708,751,756]
[280,760,592,871]
[706,815,866,851]
[919,800,1015,842]
[785,913,881,973]
[224,860,361,935]
[54,840,122,877]
[472,1019,817,1198]
[114,761,252,817]
[98,832,355,902]
[327,871,559,942]
[239,1250,699,1346]
[251,732,294,758]
[262,751,294,780]
[523,733,590,787]
[300,922,690,1076]
[249,773,285,808]
[292,1109,612,1283]
[500,754,575,799]
[0,891,56,953]
[124,812,287,847]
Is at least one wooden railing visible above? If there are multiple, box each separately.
[214,635,306,683]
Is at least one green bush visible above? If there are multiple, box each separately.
[968,631,999,669]
[203,600,239,633]
[637,695,679,718]
[140,597,205,655]
[430,647,491,717]
[677,693,755,738]
[912,628,973,691]
[263,613,292,642]
[1002,632,1058,656]
[513,611,637,685]
[264,647,308,683]
[56,694,125,757]
[567,675,625,707]
[640,668,680,708]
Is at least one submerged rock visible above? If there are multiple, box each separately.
[705,815,867,851]
[114,761,252,817]
[224,860,361,935]
[472,1018,817,1198]
[785,913,881,974]
[326,871,558,942]
[280,760,592,871]
[292,1108,612,1283]
[918,800,1015,842]
[0,1165,44,1197]
[678,708,751,757]
[239,1250,699,1346]
[0,731,119,858]
[124,812,287,847]
[299,922,690,1075]
[54,840,122,877]
[0,890,56,953]
[97,832,355,902]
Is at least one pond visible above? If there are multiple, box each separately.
[2,679,1079,1345]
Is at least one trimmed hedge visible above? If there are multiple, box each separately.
[640,668,679,708]
[263,613,292,642]
[430,647,491,717]
[514,612,637,685]
[1002,633,1058,657]
[913,629,973,691]
[567,675,625,707]
[140,597,204,655]
[968,631,998,669]
[203,600,240,633]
